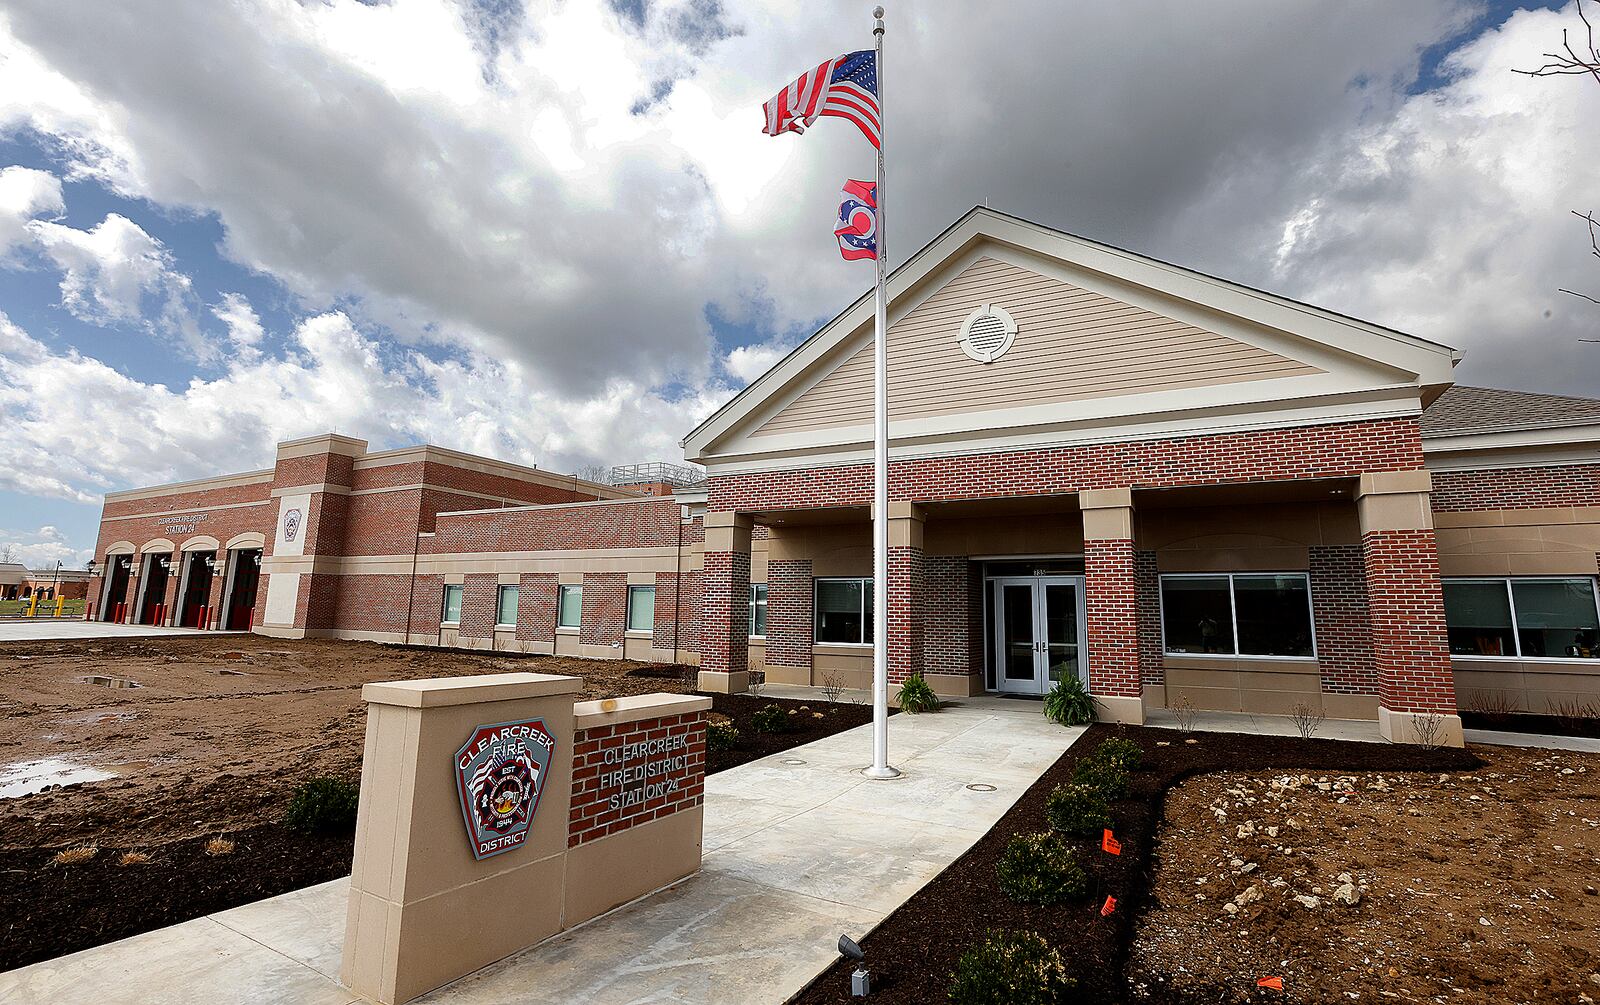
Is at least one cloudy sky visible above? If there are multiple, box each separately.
[1,0,1596,568]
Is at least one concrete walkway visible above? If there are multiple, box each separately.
[0,620,228,642]
[0,700,1083,1005]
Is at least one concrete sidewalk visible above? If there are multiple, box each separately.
[0,700,1083,1005]
[0,621,230,642]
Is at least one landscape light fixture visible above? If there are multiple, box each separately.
[838,934,871,997]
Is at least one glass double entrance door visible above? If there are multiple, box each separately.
[992,576,1086,695]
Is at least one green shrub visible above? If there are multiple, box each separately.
[284,777,359,834]
[948,929,1074,1004]
[750,704,792,734]
[1071,757,1130,800]
[1041,675,1095,726]
[995,831,1087,905]
[707,718,739,752]
[1088,736,1142,772]
[896,672,941,713]
[1045,780,1111,835]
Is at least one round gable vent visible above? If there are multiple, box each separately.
[957,304,1017,363]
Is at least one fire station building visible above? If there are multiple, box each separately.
[89,209,1600,744]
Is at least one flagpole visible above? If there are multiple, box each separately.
[865,4,898,780]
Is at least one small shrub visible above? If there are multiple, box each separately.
[707,718,739,752]
[947,929,1074,1004]
[285,777,360,834]
[818,669,848,704]
[1172,694,1199,732]
[1289,702,1326,739]
[51,845,98,866]
[750,704,791,734]
[204,837,235,857]
[1089,736,1142,772]
[1071,757,1130,800]
[995,832,1087,905]
[746,671,767,697]
[1042,676,1095,726]
[1412,711,1447,751]
[118,850,152,867]
[1045,781,1111,835]
[896,672,941,713]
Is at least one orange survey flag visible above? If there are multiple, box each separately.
[1100,895,1117,916]
[1257,976,1284,990]
[1101,829,1122,855]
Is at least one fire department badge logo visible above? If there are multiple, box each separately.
[454,718,556,860]
[282,508,302,542]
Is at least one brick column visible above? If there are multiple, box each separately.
[1356,471,1463,746]
[518,571,558,650]
[458,572,498,644]
[1081,488,1144,724]
[886,503,925,688]
[764,557,815,684]
[205,555,227,629]
[697,512,752,693]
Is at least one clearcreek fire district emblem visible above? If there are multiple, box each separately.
[454,718,556,860]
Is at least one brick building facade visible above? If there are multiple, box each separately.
[91,210,1600,745]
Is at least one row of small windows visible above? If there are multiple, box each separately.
[444,574,1600,662]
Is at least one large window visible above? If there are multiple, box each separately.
[1443,577,1599,660]
[815,578,872,645]
[496,585,519,628]
[749,584,768,637]
[627,586,656,632]
[557,585,582,629]
[441,584,463,624]
[1161,573,1314,658]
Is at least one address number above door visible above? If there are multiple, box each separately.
[957,303,1018,363]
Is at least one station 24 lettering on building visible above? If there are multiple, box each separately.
[87,209,1600,745]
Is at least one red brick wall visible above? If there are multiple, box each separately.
[517,572,558,643]
[1085,538,1140,698]
[886,546,924,685]
[407,573,445,638]
[579,572,626,649]
[765,559,814,672]
[1135,551,1163,687]
[568,711,706,848]
[1309,545,1376,695]
[700,551,750,675]
[427,498,683,555]
[709,418,1426,511]
[1430,463,1600,511]
[1360,529,1456,713]
[923,556,978,679]
[460,573,498,639]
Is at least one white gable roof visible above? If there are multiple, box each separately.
[685,208,1459,471]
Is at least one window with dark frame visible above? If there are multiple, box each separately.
[1160,573,1314,658]
[557,585,582,629]
[627,585,656,632]
[815,578,872,645]
[1443,577,1599,660]
[749,583,768,637]
[496,584,519,627]
[441,584,463,624]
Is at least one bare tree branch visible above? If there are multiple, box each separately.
[1513,0,1600,83]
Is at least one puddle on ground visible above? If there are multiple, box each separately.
[0,758,118,799]
[210,668,250,676]
[78,675,143,688]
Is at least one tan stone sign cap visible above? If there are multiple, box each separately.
[361,672,584,708]
[573,692,713,729]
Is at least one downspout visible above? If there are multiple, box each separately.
[672,503,684,663]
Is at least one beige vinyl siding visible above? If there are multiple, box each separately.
[754,257,1322,436]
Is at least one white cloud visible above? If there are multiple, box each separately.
[0,524,89,569]
[27,212,210,357]
[211,292,264,357]
[724,340,791,385]
[0,165,63,260]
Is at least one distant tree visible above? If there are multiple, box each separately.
[573,463,612,485]
[0,544,16,565]
[1515,0,1600,314]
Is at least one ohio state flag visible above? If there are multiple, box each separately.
[834,179,877,261]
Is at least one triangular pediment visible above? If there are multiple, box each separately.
[752,256,1322,438]
[684,208,1459,467]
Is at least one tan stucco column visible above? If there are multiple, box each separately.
[1356,470,1463,746]
[342,672,583,1005]
[1081,488,1144,725]
[697,511,753,693]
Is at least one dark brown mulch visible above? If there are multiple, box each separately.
[1460,709,1600,739]
[789,724,1480,1005]
[0,687,871,973]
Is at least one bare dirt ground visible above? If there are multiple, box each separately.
[0,634,694,847]
[1129,745,1600,1004]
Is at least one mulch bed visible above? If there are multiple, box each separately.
[0,686,869,973]
[1460,709,1600,739]
[789,723,1480,1005]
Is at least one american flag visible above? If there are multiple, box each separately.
[762,50,879,149]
